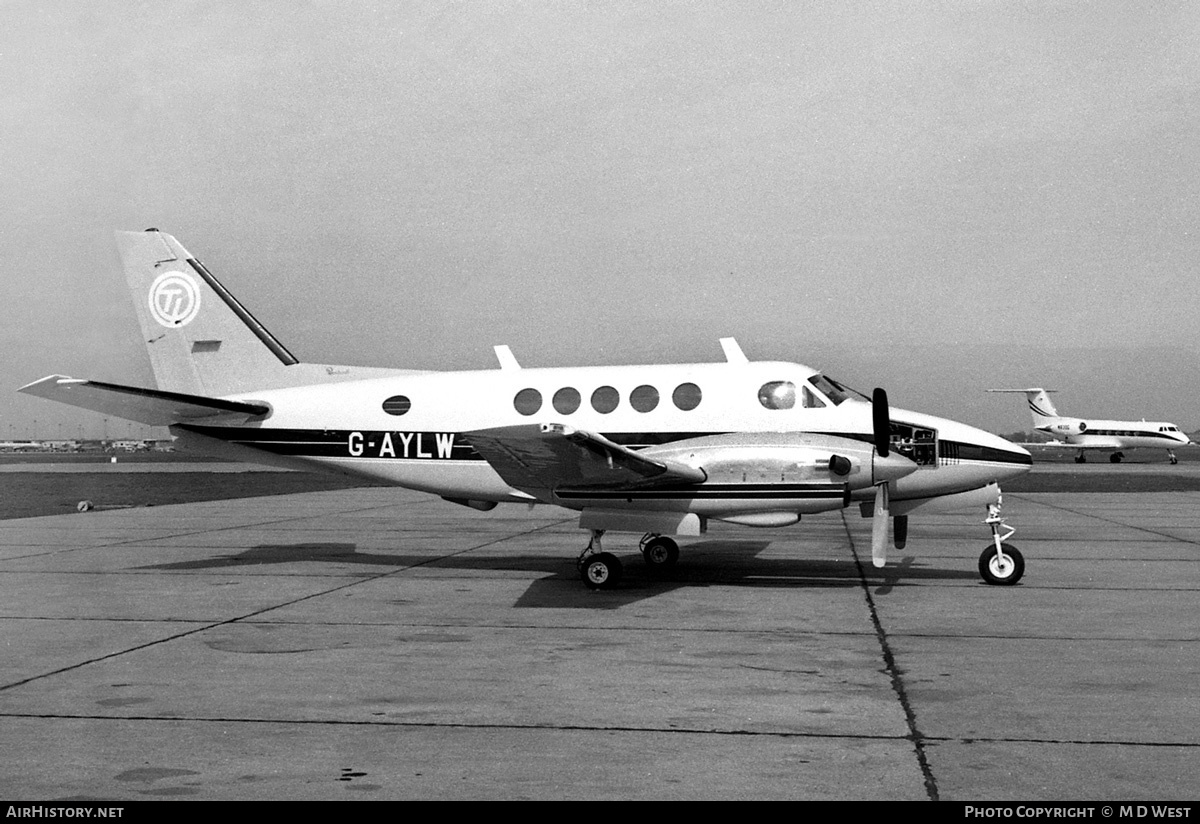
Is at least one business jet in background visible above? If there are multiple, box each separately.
[988,388,1192,464]
[21,231,1034,587]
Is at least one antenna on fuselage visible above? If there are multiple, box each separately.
[494,345,521,370]
[719,338,748,364]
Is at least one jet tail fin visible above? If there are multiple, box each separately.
[988,388,1059,428]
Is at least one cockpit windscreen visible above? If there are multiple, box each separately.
[808,375,870,406]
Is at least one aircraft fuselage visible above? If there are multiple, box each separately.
[176,359,1032,521]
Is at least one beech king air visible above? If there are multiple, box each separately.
[989,388,1192,464]
[21,231,1034,587]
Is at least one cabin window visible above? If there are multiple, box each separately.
[382,395,411,416]
[672,383,702,411]
[758,381,796,410]
[630,384,660,413]
[553,387,581,415]
[591,386,619,414]
[514,388,542,416]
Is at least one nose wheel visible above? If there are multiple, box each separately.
[979,499,1024,585]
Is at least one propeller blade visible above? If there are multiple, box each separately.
[872,387,891,458]
[871,482,889,568]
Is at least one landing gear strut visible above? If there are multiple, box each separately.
[1169,450,1179,465]
[578,529,623,590]
[979,497,1024,585]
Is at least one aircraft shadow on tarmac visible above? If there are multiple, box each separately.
[134,539,980,608]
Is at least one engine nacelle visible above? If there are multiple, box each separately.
[640,431,914,491]
[1050,419,1089,437]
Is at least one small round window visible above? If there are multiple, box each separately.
[382,395,411,416]
[514,388,543,416]
[672,383,702,411]
[591,385,619,414]
[758,381,796,410]
[553,387,581,414]
[630,384,660,413]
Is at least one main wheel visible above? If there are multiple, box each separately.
[580,552,623,590]
[1109,452,1122,463]
[642,536,679,570]
[979,543,1024,586]
[1074,455,1086,464]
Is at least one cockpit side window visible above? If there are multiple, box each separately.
[758,381,796,410]
[807,374,867,406]
[801,386,826,409]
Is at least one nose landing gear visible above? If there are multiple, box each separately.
[979,498,1024,585]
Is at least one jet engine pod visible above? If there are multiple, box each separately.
[1055,419,1089,436]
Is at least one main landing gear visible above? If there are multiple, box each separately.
[979,498,1024,585]
[578,530,623,590]
[577,531,681,589]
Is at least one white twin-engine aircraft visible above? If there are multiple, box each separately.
[989,388,1192,464]
[22,231,1034,588]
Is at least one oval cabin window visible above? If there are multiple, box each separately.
[758,381,796,410]
[382,395,412,416]
[591,386,620,414]
[553,387,581,414]
[514,388,543,416]
[672,383,702,411]
[630,385,660,413]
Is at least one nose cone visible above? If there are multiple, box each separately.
[961,424,1033,482]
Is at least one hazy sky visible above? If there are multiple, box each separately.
[4,1,1200,439]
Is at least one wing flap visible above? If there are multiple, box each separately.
[464,423,706,496]
[18,375,270,426]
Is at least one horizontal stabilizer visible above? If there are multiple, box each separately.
[18,375,269,426]
[465,423,706,497]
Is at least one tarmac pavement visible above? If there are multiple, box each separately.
[0,476,1197,800]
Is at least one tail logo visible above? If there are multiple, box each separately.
[148,271,201,328]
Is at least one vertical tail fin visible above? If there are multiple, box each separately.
[1022,388,1059,427]
[116,230,299,397]
[988,387,1060,429]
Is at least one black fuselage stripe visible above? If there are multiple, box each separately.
[177,425,1034,466]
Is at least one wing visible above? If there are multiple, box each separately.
[18,375,269,426]
[464,423,706,501]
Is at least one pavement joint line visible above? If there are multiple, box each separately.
[0,711,915,740]
[1007,493,1200,547]
[840,509,940,802]
[4,614,1194,643]
[2,711,1195,747]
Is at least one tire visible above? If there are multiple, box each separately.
[580,552,623,590]
[979,543,1024,586]
[641,537,679,569]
